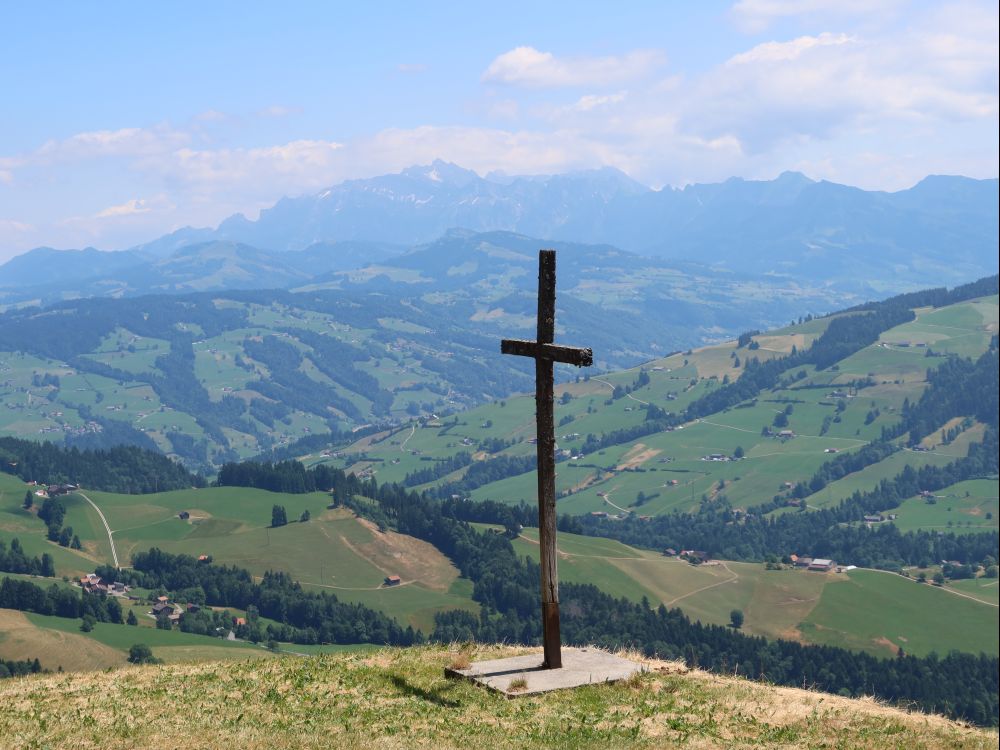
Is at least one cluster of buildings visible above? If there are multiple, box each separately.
[78,572,129,595]
[30,482,78,498]
[787,555,850,573]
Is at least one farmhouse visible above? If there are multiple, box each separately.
[680,550,709,563]
[45,483,77,496]
[384,575,402,587]
[777,430,795,439]
[864,514,884,523]
[808,559,836,572]
[794,556,813,568]
[662,548,677,557]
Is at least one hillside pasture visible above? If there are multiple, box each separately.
[800,569,999,657]
[886,477,999,534]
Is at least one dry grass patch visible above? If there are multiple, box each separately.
[0,608,124,672]
[350,517,459,591]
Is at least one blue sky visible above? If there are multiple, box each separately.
[1,0,997,257]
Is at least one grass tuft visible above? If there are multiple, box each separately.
[507,675,528,693]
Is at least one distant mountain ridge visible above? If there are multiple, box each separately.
[136,162,997,284]
[3,162,997,304]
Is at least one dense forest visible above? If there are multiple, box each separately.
[0,576,124,624]
[0,437,201,493]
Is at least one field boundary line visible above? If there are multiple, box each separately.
[860,568,999,608]
[75,491,119,568]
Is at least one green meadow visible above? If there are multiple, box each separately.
[800,569,999,657]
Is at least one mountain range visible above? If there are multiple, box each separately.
[2,162,997,310]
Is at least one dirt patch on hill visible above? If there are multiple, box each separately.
[349,518,459,592]
[755,333,810,353]
[0,608,124,672]
[872,636,900,655]
[616,444,660,470]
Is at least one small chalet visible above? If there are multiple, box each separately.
[384,575,402,587]
[794,556,813,568]
[234,617,247,627]
[662,548,677,557]
[777,430,795,439]
[151,602,173,617]
[864,514,884,523]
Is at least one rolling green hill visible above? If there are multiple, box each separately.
[318,290,998,526]
[0,231,892,472]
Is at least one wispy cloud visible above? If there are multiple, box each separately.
[94,198,153,219]
[482,46,665,88]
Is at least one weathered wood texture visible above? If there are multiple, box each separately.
[500,249,592,670]
[500,340,593,366]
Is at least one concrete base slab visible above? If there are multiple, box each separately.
[445,647,646,696]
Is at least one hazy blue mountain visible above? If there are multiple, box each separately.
[0,240,405,307]
[124,161,997,293]
[5,164,996,306]
[0,246,147,287]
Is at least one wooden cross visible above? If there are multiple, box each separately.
[501,249,593,669]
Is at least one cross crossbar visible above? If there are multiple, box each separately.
[500,339,593,367]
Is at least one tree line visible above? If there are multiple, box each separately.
[0,538,55,577]
[0,436,200,494]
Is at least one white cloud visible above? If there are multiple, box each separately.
[94,198,152,219]
[482,46,665,88]
[34,126,189,162]
[727,32,853,64]
[397,63,427,74]
[572,92,627,112]
[0,219,33,233]
[163,139,345,189]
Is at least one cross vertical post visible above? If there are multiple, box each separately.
[501,249,593,670]
[535,250,559,669]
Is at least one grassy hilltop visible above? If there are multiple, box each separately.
[0,645,995,750]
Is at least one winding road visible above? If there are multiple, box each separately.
[75,491,119,568]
